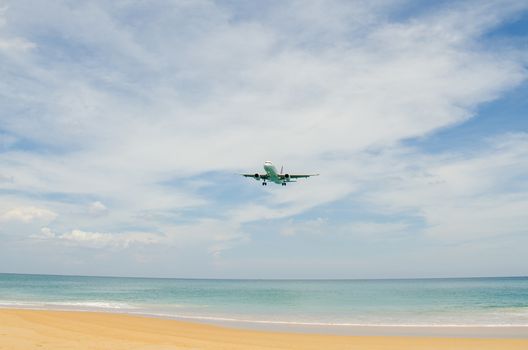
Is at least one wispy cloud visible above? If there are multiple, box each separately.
[361,133,528,241]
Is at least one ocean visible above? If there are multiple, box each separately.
[1,273,527,328]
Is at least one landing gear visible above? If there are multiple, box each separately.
[282,182,286,186]
[262,181,267,186]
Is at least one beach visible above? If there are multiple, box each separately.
[3,274,528,329]
[0,309,527,350]
[2,274,527,348]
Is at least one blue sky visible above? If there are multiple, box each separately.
[0,0,527,278]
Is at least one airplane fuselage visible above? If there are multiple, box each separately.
[263,161,282,184]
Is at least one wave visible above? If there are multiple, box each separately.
[0,300,135,310]
[2,300,527,328]
[129,311,528,328]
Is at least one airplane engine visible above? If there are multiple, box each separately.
[284,174,290,179]
[254,173,260,179]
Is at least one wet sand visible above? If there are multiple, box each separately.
[1,308,527,350]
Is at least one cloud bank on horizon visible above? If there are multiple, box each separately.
[0,0,527,278]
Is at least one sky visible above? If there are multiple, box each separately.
[0,0,527,279]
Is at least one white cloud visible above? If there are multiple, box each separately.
[40,227,54,238]
[0,5,35,52]
[162,219,247,257]
[0,206,57,223]
[280,217,327,236]
[346,221,411,237]
[280,218,410,238]
[0,36,35,51]
[35,227,161,249]
[362,133,528,241]
[88,201,107,215]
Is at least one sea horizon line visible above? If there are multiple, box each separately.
[1,271,526,281]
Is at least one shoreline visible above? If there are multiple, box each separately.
[1,308,528,350]
[2,273,527,338]
[1,305,527,338]
[0,306,528,339]
[4,302,528,338]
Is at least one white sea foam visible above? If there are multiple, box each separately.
[0,300,135,310]
[127,311,528,328]
[46,301,136,309]
[2,300,527,328]
[0,300,40,307]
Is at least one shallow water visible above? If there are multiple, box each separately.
[1,273,527,327]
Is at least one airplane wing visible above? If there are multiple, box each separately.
[241,174,269,179]
[279,174,319,179]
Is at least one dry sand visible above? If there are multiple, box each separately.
[1,308,527,350]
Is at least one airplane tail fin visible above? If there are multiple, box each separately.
[280,165,283,174]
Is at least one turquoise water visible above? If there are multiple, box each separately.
[1,273,527,327]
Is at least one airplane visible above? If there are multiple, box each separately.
[241,161,319,186]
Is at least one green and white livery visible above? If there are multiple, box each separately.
[242,161,319,186]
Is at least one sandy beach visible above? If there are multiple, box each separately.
[1,309,527,350]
